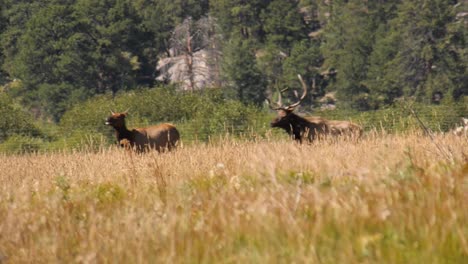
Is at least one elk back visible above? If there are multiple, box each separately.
[326,120,363,139]
[133,124,180,152]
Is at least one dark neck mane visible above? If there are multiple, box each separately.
[284,113,310,142]
[112,123,134,142]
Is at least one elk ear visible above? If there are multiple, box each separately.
[123,108,130,116]
[110,110,115,115]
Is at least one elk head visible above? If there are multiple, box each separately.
[105,110,129,129]
[269,74,308,128]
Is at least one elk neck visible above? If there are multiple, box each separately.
[283,113,309,142]
[112,123,134,142]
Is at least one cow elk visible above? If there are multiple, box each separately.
[105,111,180,153]
[269,74,362,143]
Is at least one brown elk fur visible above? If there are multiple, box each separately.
[271,110,329,143]
[325,120,363,139]
[106,112,180,152]
[268,74,362,143]
[271,112,363,143]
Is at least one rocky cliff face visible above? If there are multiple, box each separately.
[156,49,220,91]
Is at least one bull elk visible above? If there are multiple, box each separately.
[269,75,362,143]
[105,111,180,152]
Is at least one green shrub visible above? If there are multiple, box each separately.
[60,87,270,143]
[59,87,204,141]
[178,100,269,142]
[59,95,116,139]
[0,135,43,154]
[94,183,126,206]
[44,130,109,152]
[0,93,42,142]
[314,100,467,133]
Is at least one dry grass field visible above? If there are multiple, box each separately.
[0,132,467,263]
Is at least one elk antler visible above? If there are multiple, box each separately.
[266,82,286,110]
[267,75,308,110]
[285,74,307,109]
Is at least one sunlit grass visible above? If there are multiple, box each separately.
[0,132,467,263]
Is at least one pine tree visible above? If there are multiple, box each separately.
[260,0,306,51]
[321,0,375,109]
[222,37,266,105]
[0,0,46,85]
[364,1,402,106]
[283,39,324,101]
[3,0,153,120]
[209,0,270,41]
[0,0,8,85]
[372,0,464,104]
[6,3,83,119]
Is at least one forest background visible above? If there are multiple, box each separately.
[0,0,466,152]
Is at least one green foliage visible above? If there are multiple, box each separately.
[0,135,43,154]
[50,179,127,215]
[59,87,270,144]
[321,1,376,110]
[59,86,212,137]
[2,0,155,120]
[179,99,266,142]
[94,183,126,206]
[0,93,42,142]
[282,39,325,102]
[209,0,270,40]
[315,100,467,133]
[132,0,178,57]
[0,0,466,130]
[38,83,89,121]
[54,175,71,200]
[44,130,108,152]
[222,38,267,105]
[0,0,7,85]
[366,0,465,104]
[260,0,306,50]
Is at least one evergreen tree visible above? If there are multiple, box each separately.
[133,0,178,58]
[256,43,285,96]
[222,38,266,105]
[0,0,46,85]
[133,0,210,57]
[256,0,310,106]
[3,0,153,120]
[283,39,324,102]
[321,0,378,110]
[74,0,151,94]
[0,0,7,85]
[0,0,465,120]
[372,0,464,104]
[446,1,468,100]
[7,3,84,119]
[210,0,270,41]
[261,0,306,51]
[364,1,402,106]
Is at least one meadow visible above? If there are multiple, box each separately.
[0,131,467,263]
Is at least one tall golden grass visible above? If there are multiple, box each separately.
[0,132,467,263]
